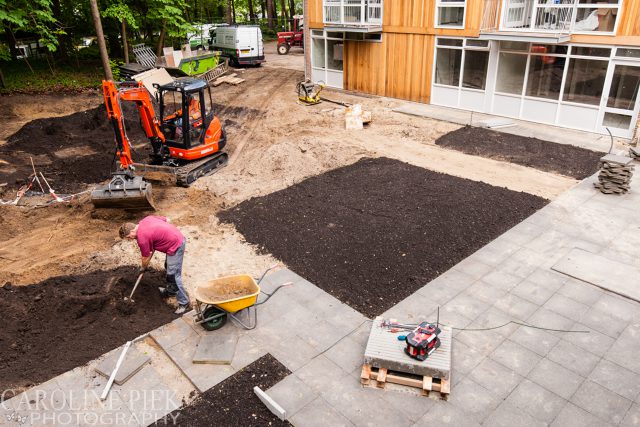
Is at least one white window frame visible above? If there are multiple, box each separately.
[498,0,623,35]
[435,0,467,29]
[432,37,490,91]
[310,30,345,88]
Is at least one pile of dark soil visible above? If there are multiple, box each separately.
[155,354,291,427]
[435,126,604,179]
[219,157,548,317]
[0,104,149,194]
[0,267,178,394]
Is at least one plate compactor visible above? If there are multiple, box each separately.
[91,78,227,210]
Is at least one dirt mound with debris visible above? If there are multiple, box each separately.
[0,104,149,195]
[220,157,548,317]
[0,267,178,395]
[435,126,604,179]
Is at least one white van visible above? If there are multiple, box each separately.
[209,25,265,66]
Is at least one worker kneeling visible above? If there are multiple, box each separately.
[119,216,190,314]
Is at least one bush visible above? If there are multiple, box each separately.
[75,45,101,60]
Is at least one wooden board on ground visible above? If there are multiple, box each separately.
[360,364,450,400]
[212,73,245,87]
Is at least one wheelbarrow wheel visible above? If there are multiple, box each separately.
[201,306,227,331]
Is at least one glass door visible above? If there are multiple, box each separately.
[599,62,640,138]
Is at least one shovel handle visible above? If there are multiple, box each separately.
[127,272,144,301]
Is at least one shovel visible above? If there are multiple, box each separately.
[124,272,144,303]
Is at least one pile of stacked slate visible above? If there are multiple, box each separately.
[630,146,640,161]
[594,154,635,194]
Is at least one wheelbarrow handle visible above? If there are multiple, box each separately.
[256,263,281,285]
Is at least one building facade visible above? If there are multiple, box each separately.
[304,0,640,139]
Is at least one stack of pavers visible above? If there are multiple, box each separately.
[594,154,635,194]
[630,146,640,161]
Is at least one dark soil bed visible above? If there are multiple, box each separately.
[219,157,548,317]
[0,267,178,395]
[155,354,291,427]
[435,126,604,179]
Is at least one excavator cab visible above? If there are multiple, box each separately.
[157,79,210,149]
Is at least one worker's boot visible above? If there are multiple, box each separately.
[158,286,177,298]
[174,304,190,315]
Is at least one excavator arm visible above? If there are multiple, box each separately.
[102,80,166,169]
[91,80,157,210]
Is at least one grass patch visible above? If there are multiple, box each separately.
[0,58,103,94]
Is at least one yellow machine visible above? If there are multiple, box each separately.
[297,80,325,105]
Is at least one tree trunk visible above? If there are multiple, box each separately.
[280,0,288,29]
[156,22,167,57]
[231,0,236,23]
[5,26,20,61]
[248,0,256,22]
[51,0,69,60]
[267,0,276,29]
[289,0,296,18]
[122,19,129,63]
[261,0,266,20]
[225,0,233,24]
[89,0,113,80]
[0,67,5,88]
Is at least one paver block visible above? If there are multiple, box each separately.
[192,333,238,365]
[364,317,452,379]
[571,380,633,425]
[267,375,318,418]
[552,248,640,302]
[254,386,287,421]
[95,347,151,386]
[289,397,354,427]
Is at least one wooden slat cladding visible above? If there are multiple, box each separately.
[344,34,433,102]
[617,0,640,37]
[383,0,430,28]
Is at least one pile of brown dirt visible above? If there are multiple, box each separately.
[0,267,178,394]
[435,126,604,179]
[219,157,548,317]
[155,354,291,427]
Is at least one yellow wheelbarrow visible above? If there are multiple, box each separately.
[193,265,292,331]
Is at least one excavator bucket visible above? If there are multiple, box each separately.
[91,173,156,210]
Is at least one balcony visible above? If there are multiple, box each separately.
[480,0,619,43]
[323,0,383,32]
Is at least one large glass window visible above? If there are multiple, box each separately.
[496,52,527,94]
[326,40,343,71]
[606,65,640,110]
[462,50,489,90]
[563,58,607,105]
[526,55,566,100]
[436,0,466,28]
[312,38,325,68]
[435,48,461,86]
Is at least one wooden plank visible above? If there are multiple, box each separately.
[440,379,451,394]
[360,364,372,385]
[376,367,388,388]
[385,373,423,389]
[422,376,433,392]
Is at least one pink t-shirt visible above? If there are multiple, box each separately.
[136,216,184,257]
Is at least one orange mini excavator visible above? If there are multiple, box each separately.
[91,77,227,209]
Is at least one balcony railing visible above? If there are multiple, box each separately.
[481,0,615,34]
[323,0,383,28]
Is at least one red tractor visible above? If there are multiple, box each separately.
[277,15,304,55]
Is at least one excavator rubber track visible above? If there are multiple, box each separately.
[176,152,229,187]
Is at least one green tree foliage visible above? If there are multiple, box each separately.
[0,0,62,53]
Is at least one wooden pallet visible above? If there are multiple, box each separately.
[360,364,450,400]
[212,72,245,87]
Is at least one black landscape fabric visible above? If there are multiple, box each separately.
[219,157,548,317]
